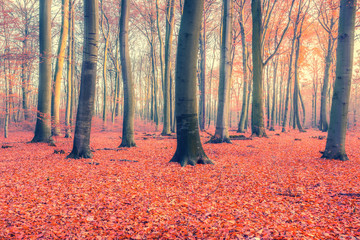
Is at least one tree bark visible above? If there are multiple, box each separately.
[67,0,99,158]
[32,0,53,144]
[322,0,356,161]
[119,0,136,148]
[170,0,213,167]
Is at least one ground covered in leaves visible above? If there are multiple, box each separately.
[1,127,360,239]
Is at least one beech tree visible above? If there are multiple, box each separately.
[31,0,53,144]
[100,0,110,130]
[322,0,356,161]
[51,0,69,136]
[317,0,338,132]
[170,0,213,167]
[211,0,232,143]
[119,0,136,148]
[67,0,99,158]
[251,0,294,137]
[236,0,250,133]
[65,0,75,138]
[161,0,175,136]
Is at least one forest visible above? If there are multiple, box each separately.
[1,0,360,238]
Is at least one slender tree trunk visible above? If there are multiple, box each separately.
[4,54,9,138]
[32,0,54,144]
[119,0,136,148]
[237,11,248,133]
[322,0,356,161]
[293,36,305,132]
[269,59,278,131]
[212,0,232,143]
[22,19,30,121]
[319,34,334,132]
[65,0,73,138]
[67,0,99,158]
[161,0,175,135]
[101,1,110,130]
[170,0,212,167]
[198,26,206,131]
[51,0,69,136]
[155,0,165,91]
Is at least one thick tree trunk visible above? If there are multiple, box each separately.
[170,0,212,167]
[251,0,266,137]
[161,0,175,136]
[51,0,69,136]
[119,0,136,148]
[32,0,54,144]
[322,0,356,161]
[212,0,232,143]
[67,0,98,158]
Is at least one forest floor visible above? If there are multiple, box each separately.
[1,124,360,239]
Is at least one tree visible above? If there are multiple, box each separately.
[161,0,175,136]
[251,0,294,137]
[31,0,54,144]
[236,0,250,133]
[119,0,136,148]
[100,0,110,130]
[170,0,213,167]
[322,0,356,161]
[317,0,338,132]
[67,0,99,159]
[65,0,74,138]
[211,0,232,143]
[51,0,69,136]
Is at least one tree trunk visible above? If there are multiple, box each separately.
[101,1,110,130]
[170,0,213,167]
[51,0,69,136]
[161,0,175,136]
[269,59,278,131]
[119,0,136,148]
[319,34,334,132]
[212,0,232,143]
[251,0,266,137]
[237,10,248,133]
[65,0,74,138]
[21,17,30,121]
[198,27,206,131]
[67,0,98,158]
[32,0,54,144]
[322,0,356,161]
[293,36,305,132]
[281,3,301,132]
